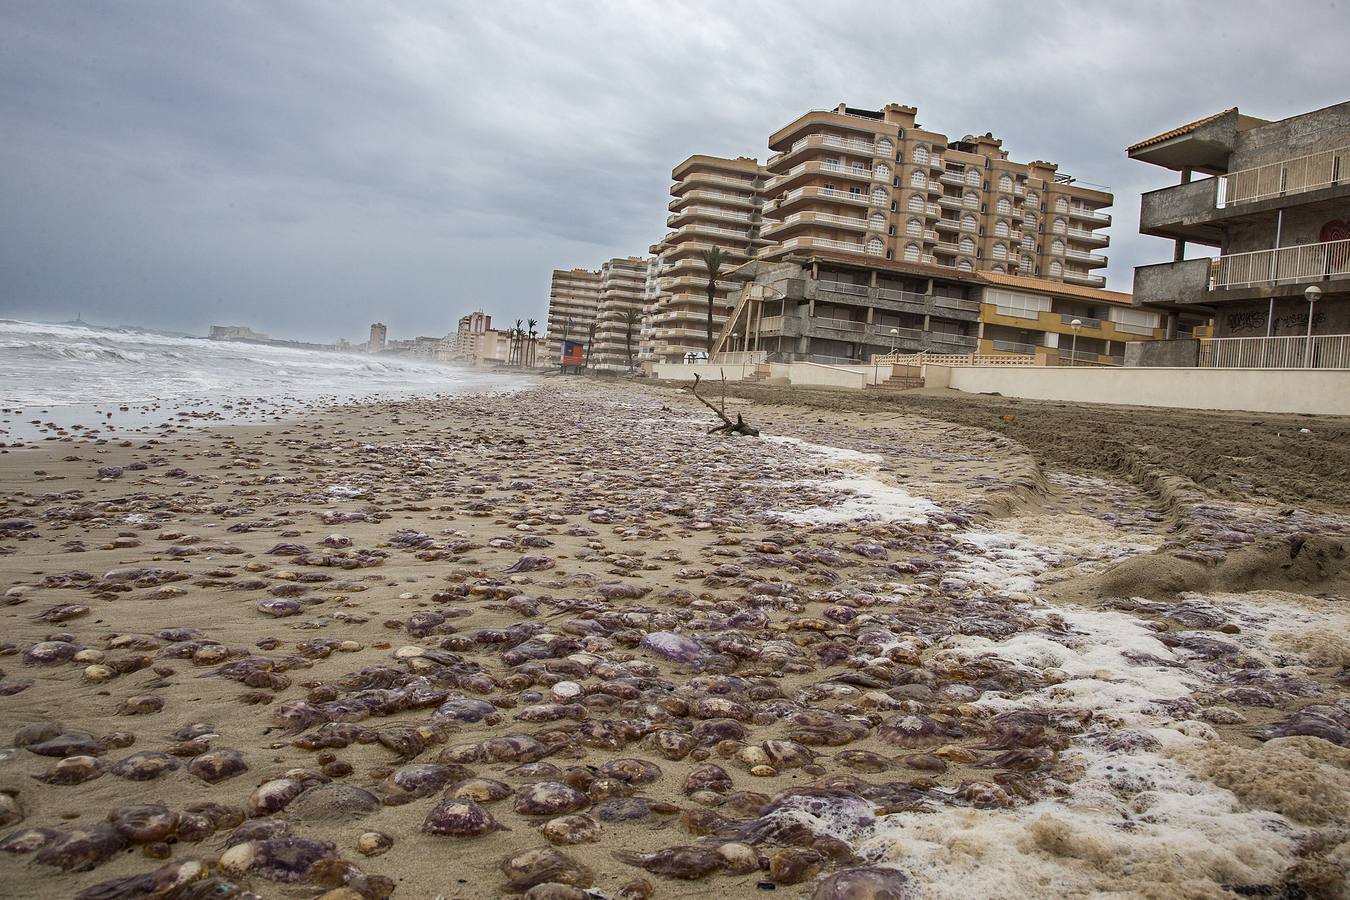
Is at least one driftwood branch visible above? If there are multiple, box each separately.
[692,372,760,436]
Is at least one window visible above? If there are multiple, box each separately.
[994,220,1010,237]
[1055,197,1069,212]
[1021,255,1034,272]
[987,288,1051,318]
[998,174,1013,192]
[904,243,921,262]
[957,258,974,272]
[906,218,922,236]
[875,163,891,180]
[962,213,977,231]
[1108,307,1162,334]
[870,213,887,231]
[1050,260,1063,277]
[877,138,894,156]
[872,188,888,204]
[913,144,929,164]
[965,168,981,186]
[959,236,976,254]
[866,238,884,256]
[907,193,925,212]
[1053,218,1067,234]
[1051,239,1065,255]
[910,169,927,187]
[1026,191,1039,206]
[997,198,1012,215]
[992,243,1008,260]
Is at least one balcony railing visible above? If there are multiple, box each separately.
[1066,226,1108,243]
[773,186,871,208]
[1065,248,1108,264]
[679,173,758,191]
[769,134,877,166]
[1069,206,1111,223]
[1220,144,1348,207]
[1212,238,1350,289]
[769,211,869,231]
[1061,313,1103,329]
[1199,334,1350,369]
[776,236,878,255]
[991,340,1039,355]
[1062,271,1107,287]
[819,280,870,296]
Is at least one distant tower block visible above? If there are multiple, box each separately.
[369,322,387,353]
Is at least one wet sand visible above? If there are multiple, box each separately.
[0,380,1346,899]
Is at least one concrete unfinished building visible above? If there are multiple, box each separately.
[1130,101,1350,366]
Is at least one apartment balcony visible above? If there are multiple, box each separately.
[661,276,740,294]
[1062,271,1107,287]
[770,235,878,257]
[1066,226,1110,246]
[1069,206,1111,224]
[933,240,961,254]
[766,161,873,192]
[936,195,966,210]
[929,155,944,169]
[934,218,963,232]
[769,185,872,215]
[767,134,878,170]
[663,241,754,263]
[939,171,966,186]
[666,222,753,244]
[673,172,760,195]
[761,211,870,238]
[669,189,757,212]
[925,203,941,216]
[666,206,755,228]
[1214,237,1350,291]
[1064,248,1108,267]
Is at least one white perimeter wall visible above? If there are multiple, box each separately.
[653,362,891,388]
[930,365,1350,416]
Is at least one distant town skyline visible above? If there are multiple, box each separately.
[1,1,1347,341]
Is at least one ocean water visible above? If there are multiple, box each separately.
[0,319,524,442]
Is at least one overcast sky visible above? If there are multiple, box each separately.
[1,1,1346,341]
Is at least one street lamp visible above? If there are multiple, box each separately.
[1304,285,1322,367]
[889,327,899,354]
[1069,318,1083,367]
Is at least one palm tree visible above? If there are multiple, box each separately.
[512,319,524,366]
[621,307,642,372]
[527,318,538,367]
[700,246,724,354]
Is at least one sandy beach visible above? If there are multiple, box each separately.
[0,379,1347,899]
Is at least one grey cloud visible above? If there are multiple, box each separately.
[0,0,1346,339]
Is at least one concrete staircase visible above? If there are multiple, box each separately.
[867,372,925,391]
[741,363,771,384]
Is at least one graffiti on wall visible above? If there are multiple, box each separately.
[1224,308,1326,335]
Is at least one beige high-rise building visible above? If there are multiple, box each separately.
[544,267,602,364]
[591,256,651,370]
[760,103,1112,287]
[649,155,768,362]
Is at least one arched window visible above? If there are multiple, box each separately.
[1050,260,1063,277]
[998,174,1013,192]
[874,163,891,180]
[1024,213,1038,229]
[1055,197,1069,212]
[870,213,887,231]
[994,220,1010,237]
[907,193,925,212]
[1051,239,1065,255]
[992,242,1008,260]
[962,213,977,231]
[866,237,884,256]
[871,188,888,205]
[1053,218,1067,234]
[957,258,974,272]
[1021,255,1034,272]
[877,138,894,156]
[1025,191,1039,206]
[965,168,981,186]
[913,144,929,164]
[963,192,978,209]
[910,169,927,188]
[959,236,976,254]
[906,218,922,237]
[904,243,921,262]
[997,198,1012,215]
[991,264,1006,274]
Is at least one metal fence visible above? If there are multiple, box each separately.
[1213,238,1350,289]
[1198,334,1350,369]
[1220,144,1347,206]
